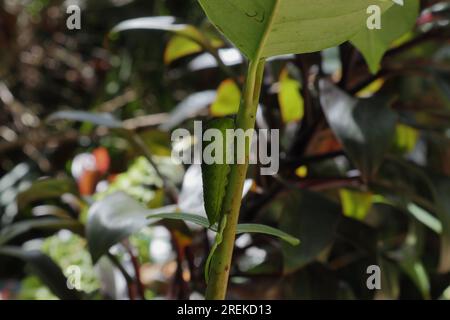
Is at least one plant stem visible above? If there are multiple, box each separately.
[205,58,266,300]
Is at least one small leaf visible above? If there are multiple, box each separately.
[47,111,122,129]
[164,35,203,65]
[236,223,300,246]
[164,29,223,65]
[278,67,304,123]
[0,246,82,300]
[210,79,241,116]
[0,218,83,246]
[339,189,373,221]
[356,78,385,98]
[351,0,420,73]
[319,80,397,181]
[202,118,235,225]
[392,124,419,154]
[17,178,78,210]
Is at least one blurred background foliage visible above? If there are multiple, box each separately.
[1,0,450,300]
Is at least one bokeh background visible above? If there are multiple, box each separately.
[0,0,450,300]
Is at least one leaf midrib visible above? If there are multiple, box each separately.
[253,0,282,62]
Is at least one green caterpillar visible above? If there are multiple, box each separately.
[201,117,235,226]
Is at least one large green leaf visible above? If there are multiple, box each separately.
[0,246,82,300]
[198,0,393,60]
[351,0,419,73]
[320,80,397,181]
[278,189,340,273]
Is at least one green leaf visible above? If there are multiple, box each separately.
[392,123,419,154]
[147,212,211,229]
[210,79,241,116]
[377,257,400,300]
[198,0,393,60]
[406,203,442,235]
[388,222,430,299]
[351,0,420,73]
[86,192,150,263]
[236,224,300,246]
[201,118,234,225]
[87,192,299,263]
[17,178,78,210]
[112,16,194,37]
[111,16,214,51]
[87,192,208,263]
[47,111,122,129]
[277,189,340,273]
[432,176,450,273]
[164,29,223,65]
[339,189,373,221]
[320,80,397,181]
[0,246,82,300]
[278,67,304,123]
[164,35,203,65]
[0,218,84,246]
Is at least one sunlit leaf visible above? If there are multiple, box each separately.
[278,67,304,123]
[164,35,203,65]
[210,79,241,116]
[351,0,420,73]
[164,29,223,65]
[392,124,419,154]
[339,189,373,221]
